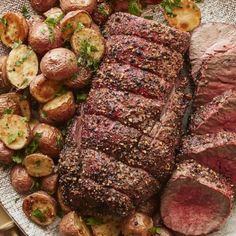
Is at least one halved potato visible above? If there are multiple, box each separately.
[41,173,58,195]
[60,0,97,14]
[60,10,92,40]
[30,74,61,103]
[38,107,54,125]
[41,91,76,123]
[31,0,57,13]
[43,7,64,19]
[0,114,31,150]
[164,0,201,32]
[0,93,21,117]
[0,140,14,165]
[71,27,105,62]
[32,123,63,158]
[22,191,57,226]
[57,187,72,213]
[10,165,34,194]
[59,211,92,236]
[23,153,54,177]
[64,66,92,89]
[40,48,78,81]
[0,12,28,47]
[91,218,121,236]
[0,56,11,90]
[6,44,38,89]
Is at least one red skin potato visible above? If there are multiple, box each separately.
[31,0,58,13]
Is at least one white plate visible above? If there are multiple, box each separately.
[0,0,236,235]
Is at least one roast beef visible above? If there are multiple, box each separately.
[161,160,234,236]
[191,89,236,134]
[194,44,236,107]
[180,132,236,186]
[190,22,236,79]
[104,12,190,54]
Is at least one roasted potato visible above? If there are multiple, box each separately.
[43,7,64,19]
[0,114,31,150]
[40,48,78,81]
[30,74,61,103]
[22,191,57,226]
[41,91,76,123]
[71,27,105,62]
[0,140,14,165]
[6,44,38,89]
[137,196,159,216]
[27,15,45,30]
[64,66,92,89]
[41,173,58,195]
[60,10,92,40]
[92,2,113,25]
[0,56,11,90]
[23,153,54,177]
[164,0,201,32]
[57,187,72,213]
[0,12,28,47]
[111,0,128,12]
[59,211,92,236]
[122,212,153,236]
[32,123,63,158]
[31,0,57,13]
[0,93,21,117]
[28,22,63,55]
[60,0,97,14]
[91,218,121,236]
[10,165,34,194]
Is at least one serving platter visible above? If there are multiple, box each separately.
[0,0,236,235]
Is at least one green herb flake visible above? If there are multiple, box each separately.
[30,178,41,192]
[85,217,104,226]
[149,227,162,235]
[97,4,109,16]
[76,22,85,32]
[161,0,182,17]
[3,108,13,114]
[21,5,31,19]
[0,17,7,26]
[61,23,73,32]
[32,208,46,222]
[19,78,29,87]
[41,111,48,119]
[12,154,24,164]
[25,132,43,155]
[7,133,18,144]
[56,137,63,149]
[35,160,41,167]
[144,15,153,20]
[12,40,22,49]
[15,197,20,203]
[56,85,68,97]
[15,50,33,67]
[76,92,88,103]
[128,0,142,16]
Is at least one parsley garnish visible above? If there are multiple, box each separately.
[76,22,85,32]
[76,92,88,103]
[21,6,31,19]
[12,153,24,164]
[128,0,142,16]
[15,197,20,203]
[97,4,109,16]
[30,178,41,192]
[161,0,182,17]
[25,132,42,155]
[56,137,63,149]
[32,208,46,222]
[56,85,68,97]
[61,23,73,32]
[41,111,48,119]
[3,108,13,114]
[20,78,29,87]
[149,227,161,235]
[15,50,33,67]
[7,133,18,144]
[0,17,7,26]
[85,217,104,226]
[12,40,22,49]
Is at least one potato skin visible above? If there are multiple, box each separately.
[31,0,57,12]
[64,66,92,89]
[10,165,34,194]
[0,56,11,90]
[28,22,63,55]
[32,123,63,158]
[0,141,14,165]
[41,173,58,195]
[60,0,97,14]
[57,187,72,213]
[122,212,153,236]
[92,1,113,25]
[0,93,21,117]
[59,211,91,236]
[40,48,78,81]
[30,74,61,103]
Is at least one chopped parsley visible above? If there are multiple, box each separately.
[3,108,13,114]
[128,0,142,16]
[56,137,63,149]
[21,5,31,19]
[149,227,161,235]
[75,22,85,32]
[56,85,68,97]
[15,50,33,67]
[15,197,20,203]
[76,92,88,103]
[12,40,22,49]
[20,78,29,87]
[32,208,46,222]
[61,23,73,32]
[161,0,182,17]
[25,132,43,155]
[7,133,18,144]
[12,153,24,164]
[0,17,7,26]
[41,111,48,119]
[30,178,41,192]
[144,15,154,20]
[85,217,104,226]
[97,4,109,16]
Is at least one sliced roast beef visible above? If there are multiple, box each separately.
[93,63,174,101]
[180,132,236,186]
[194,44,236,106]
[161,160,234,236]
[191,90,236,134]
[84,88,163,133]
[190,22,236,79]
[104,12,190,54]
[104,35,183,77]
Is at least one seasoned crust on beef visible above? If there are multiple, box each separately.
[104,35,183,77]
[104,12,190,54]
[161,160,234,236]
[191,89,236,134]
[84,88,163,133]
